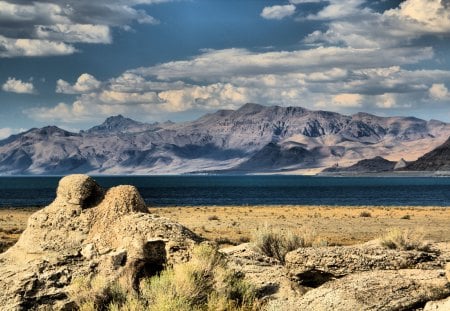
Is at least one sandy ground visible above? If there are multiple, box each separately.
[1,205,449,252]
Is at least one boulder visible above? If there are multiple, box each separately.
[285,241,443,287]
[0,175,202,310]
[294,269,450,311]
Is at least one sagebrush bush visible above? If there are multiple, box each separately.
[380,228,430,251]
[70,244,261,311]
[252,225,320,263]
[359,211,372,217]
[68,275,127,311]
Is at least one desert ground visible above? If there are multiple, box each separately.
[1,205,449,252]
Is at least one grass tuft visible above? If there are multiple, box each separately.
[252,225,321,264]
[379,228,430,251]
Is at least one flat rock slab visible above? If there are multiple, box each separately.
[295,269,450,311]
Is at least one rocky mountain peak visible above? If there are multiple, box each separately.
[236,103,265,114]
[87,115,148,134]
[27,126,75,137]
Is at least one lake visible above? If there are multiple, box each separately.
[1,175,450,207]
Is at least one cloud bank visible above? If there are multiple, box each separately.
[0,0,170,57]
[24,0,450,123]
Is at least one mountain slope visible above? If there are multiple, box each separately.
[1,104,449,175]
[322,156,397,174]
[403,137,450,171]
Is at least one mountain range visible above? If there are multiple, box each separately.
[1,103,450,175]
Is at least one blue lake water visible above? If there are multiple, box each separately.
[1,175,450,207]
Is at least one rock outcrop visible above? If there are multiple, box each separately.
[294,269,450,311]
[0,174,202,310]
[221,243,299,300]
[424,296,450,310]
[285,241,444,287]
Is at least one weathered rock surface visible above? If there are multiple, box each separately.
[424,296,450,310]
[285,241,444,287]
[294,269,450,311]
[221,243,300,300]
[0,174,202,310]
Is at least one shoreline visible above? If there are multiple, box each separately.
[1,205,449,253]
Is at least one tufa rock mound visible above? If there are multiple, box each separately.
[0,174,202,311]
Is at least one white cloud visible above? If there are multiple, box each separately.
[307,0,365,20]
[2,77,35,94]
[0,35,76,57]
[0,0,169,57]
[132,47,433,82]
[261,4,296,20]
[385,0,450,34]
[304,0,450,49]
[98,90,161,105]
[332,93,363,107]
[429,83,449,100]
[56,73,101,94]
[36,24,111,44]
[376,94,397,108]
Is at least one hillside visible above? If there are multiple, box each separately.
[404,136,450,171]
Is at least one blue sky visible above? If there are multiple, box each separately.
[0,0,450,138]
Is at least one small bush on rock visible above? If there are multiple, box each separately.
[252,226,319,264]
[70,245,261,311]
[380,228,430,252]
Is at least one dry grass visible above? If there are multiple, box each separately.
[359,211,372,217]
[252,225,323,263]
[68,275,127,311]
[69,245,261,311]
[379,228,431,251]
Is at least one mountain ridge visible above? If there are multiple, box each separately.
[1,103,450,175]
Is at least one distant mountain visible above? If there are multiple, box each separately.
[86,115,160,134]
[1,103,450,175]
[403,137,450,171]
[321,156,397,174]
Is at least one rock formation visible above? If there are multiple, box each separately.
[294,269,450,311]
[0,174,202,310]
[285,241,444,287]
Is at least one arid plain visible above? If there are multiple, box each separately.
[1,205,449,253]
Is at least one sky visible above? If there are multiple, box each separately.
[0,0,450,138]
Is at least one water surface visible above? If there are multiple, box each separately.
[0,175,450,207]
